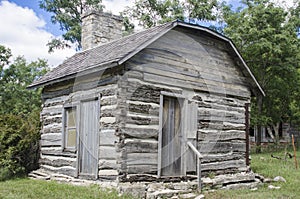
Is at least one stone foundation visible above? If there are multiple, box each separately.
[29,169,263,199]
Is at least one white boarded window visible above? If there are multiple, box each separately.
[64,107,77,150]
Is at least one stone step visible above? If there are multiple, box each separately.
[28,170,50,180]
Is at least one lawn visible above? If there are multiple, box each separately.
[205,148,300,198]
[0,148,299,199]
[0,178,132,199]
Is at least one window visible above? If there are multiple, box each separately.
[64,107,77,150]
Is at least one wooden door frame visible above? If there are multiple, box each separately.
[158,91,186,177]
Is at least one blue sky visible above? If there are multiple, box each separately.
[0,0,293,67]
[9,0,62,36]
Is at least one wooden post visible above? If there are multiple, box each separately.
[245,103,250,166]
[292,135,298,169]
[187,142,202,191]
[197,157,201,191]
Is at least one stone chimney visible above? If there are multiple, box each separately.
[81,11,123,50]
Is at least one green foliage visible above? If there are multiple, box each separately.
[0,112,40,181]
[0,45,48,180]
[222,0,300,133]
[39,0,103,52]
[0,45,11,71]
[0,56,48,115]
[122,0,218,28]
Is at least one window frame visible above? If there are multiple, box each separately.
[62,104,78,152]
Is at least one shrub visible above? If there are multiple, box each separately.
[0,111,40,181]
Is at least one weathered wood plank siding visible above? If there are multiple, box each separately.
[118,27,251,177]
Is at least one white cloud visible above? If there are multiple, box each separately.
[103,0,135,15]
[0,1,76,67]
[223,0,297,8]
[271,0,297,8]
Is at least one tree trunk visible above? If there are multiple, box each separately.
[273,123,280,144]
[266,123,280,144]
[266,126,275,142]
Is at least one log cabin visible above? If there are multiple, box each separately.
[28,11,264,183]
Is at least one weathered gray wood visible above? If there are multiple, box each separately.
[143,73,250,98]
[40,146,61,154]
[126,153,157,166]
[78,99,99,178]
[123,127,158,139]
[99,146,117,159]
[186,101,198,139]
[199,121,245,131]
[161,96,183,176]
[126,115,159,125]
[198,141,246,153]
[40,155,76,167]
[128,101,159,116]
[40,164,76,177]
[127,165,157,174]
[201,152,244,163]
[147,30,243,76]
[40,147,77,158]
[42,125,62,134]
[99,129,117,146]
[132,63,248,91]
[124,138,158,153]
[198,130,246,141]
[42,77,118,99]
[201,159,246,171]
[158,94,164,178]
[40,133,62,147]
[99,159,119,169]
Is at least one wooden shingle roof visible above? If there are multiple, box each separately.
[28,21,264,96]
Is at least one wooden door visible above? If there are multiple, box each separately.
[78,99,99,179]
[160,96,183,176]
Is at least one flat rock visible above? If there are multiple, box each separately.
[195,194,205,199]
[180,193,197,199]
[274,176,286,183]
[202,177,213,184]
[146,189,190,199]
[268,185,281,190]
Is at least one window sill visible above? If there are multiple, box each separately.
[63,148,77,153]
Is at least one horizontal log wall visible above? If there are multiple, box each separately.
[118,27,251,178]
[195,93,249,175]
[40,75,120,177]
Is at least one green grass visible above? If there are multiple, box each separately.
[0,178,132,199]
[1,149,299,199]
[205,149,300,199]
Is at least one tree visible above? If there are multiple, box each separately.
[0,56,48,115]
[122,0,218,29]
[0,45,11,72]
[0,45,49,180]
[39,0,103,52]
[222,0,300,145]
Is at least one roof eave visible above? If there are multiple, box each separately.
[27,61,119,89]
